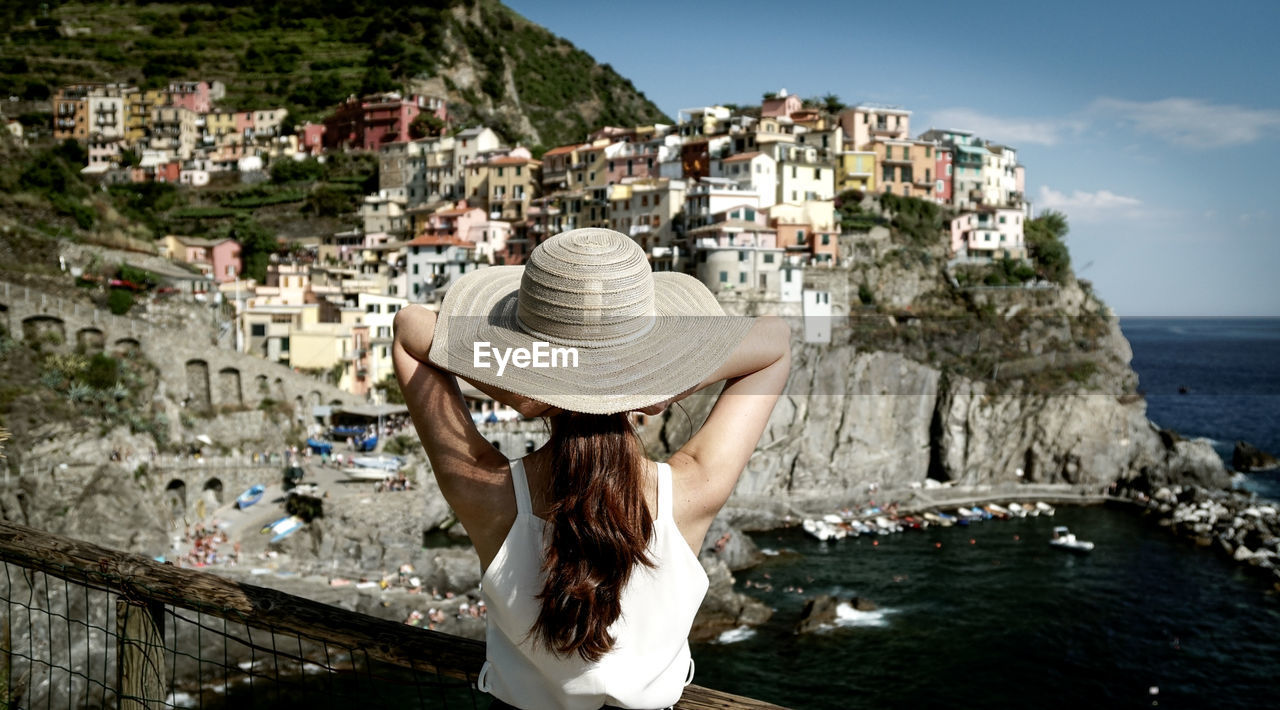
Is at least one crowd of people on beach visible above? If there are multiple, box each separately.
[175,521,240,568]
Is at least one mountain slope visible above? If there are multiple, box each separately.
[0,0,668,149]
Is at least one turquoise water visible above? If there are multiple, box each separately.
[692,507,1280,708]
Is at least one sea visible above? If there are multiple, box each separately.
[694,317,1280,709]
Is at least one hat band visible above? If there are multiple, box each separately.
[514,310,659,350]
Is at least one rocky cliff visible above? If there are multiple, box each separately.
[644,277,1230,525]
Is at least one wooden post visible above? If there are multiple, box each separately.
[115,598,167,710]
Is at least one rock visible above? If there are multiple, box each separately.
[851,596,878,612]
[794,594,840,634]
[699,517,763,572]
[1233,441,1280,472]
[688,557,771,643]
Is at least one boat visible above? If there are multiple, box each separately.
[802,518,847,541]
[269,517,305,543]
[235,485,265,509]
[1007,503,1028,518]
[1035,502,1055,516]
[261,516,292,535]
[305,438,333,455]
[984,504,1010,519]
[1049,526,1094,553]
[341,467,392,482]
[351,455,404,471]
[972,506,993,520]
[922,512,948,527]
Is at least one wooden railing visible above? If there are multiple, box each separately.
[0,519,785,709]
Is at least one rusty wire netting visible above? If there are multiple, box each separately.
[1,560,482,709]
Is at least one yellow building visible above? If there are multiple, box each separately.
[465,152,540,221]
[871,139,937,199]
[838,151,876,193]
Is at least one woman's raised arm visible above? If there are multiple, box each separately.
[392,306,507,503]
[669,315,792,544]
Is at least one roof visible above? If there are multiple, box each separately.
[169,235,232,248]
[688,219,776,234]
[722,151,764,163]
[542,143,584,157]
[406,234,471,248]
[487,156,536,166]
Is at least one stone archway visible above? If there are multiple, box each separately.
[76,327,105,354]
[217,367,242,407]
[185,360,211,410]
[22,315,65,346]
[113,337,141,357]
[202,477,224,507]
[255,374,269,397]
[274,377,285,401]
[164,479,187,520]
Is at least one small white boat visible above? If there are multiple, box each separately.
[1007,503,1028,518]
[1035,501,1055,516]
[351,455,404,471]
[802,518,847,541]
[922,512,951,527]
[342,467,391,481]
[269,516,305,543]
[1049,526,1094,553]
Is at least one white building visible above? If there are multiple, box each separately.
[802,289,832,344]
[404,235,482,303]
[711,151,777,208]
[684,178,761,230]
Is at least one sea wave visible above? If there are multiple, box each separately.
[834,602,895,628]
[713,626,757,644]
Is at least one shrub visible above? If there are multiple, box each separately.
[83,353,121,390]
[107,289,134,315]
[858,284,876,305]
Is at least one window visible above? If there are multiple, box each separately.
[763,253,775,264]
[883,165,894,183]
[797,230,806,244]
[641,195,648,207]
[739,272,747,284]
[936,180,944,193]
[925,147,932,158]
[745,208,755,221]
[814,167,821,180]
[999,215,1007,224]
[515,166,522,176]
[281,338,290,352]
[719,270,728,283]
[739,251,748,262]
[497,167,504,177]
[791,166,797,178]
[885,146,892,160]
[251,324,266,337]
[821,234,830,245]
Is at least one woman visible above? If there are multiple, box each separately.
[393,229,790,710]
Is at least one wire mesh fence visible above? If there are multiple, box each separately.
[0,520,782,710]
[1,561,483,709]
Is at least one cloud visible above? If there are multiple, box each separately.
[1090,97,1280,147]
[920,108,1085,146]
[1037,186,1144,222]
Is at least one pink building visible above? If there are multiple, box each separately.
[323,93,446,151]
[935,146,953,204]
[167,82,213,114]
[607,141,660,184]
[161,236,242,281]
[300,122,326,155]
[761,90,802,119]
[421,205,486,241]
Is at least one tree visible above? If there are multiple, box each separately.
[228,218,280,283]
[1025,210,1072,283]
[821,93,845,114]
[409,112,445,139]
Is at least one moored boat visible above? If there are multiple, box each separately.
[1036,501,1055,516]
[269,516,305,543]
[984,504,1010,519]
[236,485,265,510]
[1049,525,1094,553]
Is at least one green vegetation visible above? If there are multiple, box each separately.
[1025,210,1072,283]
[0,0,668,147]
[879,191,945,245]
[221,216,280,282]
[106,289,135,315]
[375,374,406,405]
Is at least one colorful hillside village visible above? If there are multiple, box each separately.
[35,83,1035,397]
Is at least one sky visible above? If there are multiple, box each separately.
[505,0,1280,316]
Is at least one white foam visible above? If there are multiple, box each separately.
[760,548,779,556]
[834,602,894,628]
[713,626,757,644]
[164,691,196,708]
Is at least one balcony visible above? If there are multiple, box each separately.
[870,124,901,137]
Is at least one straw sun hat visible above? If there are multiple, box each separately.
[427,228,754,415]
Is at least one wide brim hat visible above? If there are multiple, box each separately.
[428,228,753,415]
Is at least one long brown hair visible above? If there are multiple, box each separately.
[531,411,654,662]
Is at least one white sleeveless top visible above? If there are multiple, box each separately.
[477,457,709,710]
